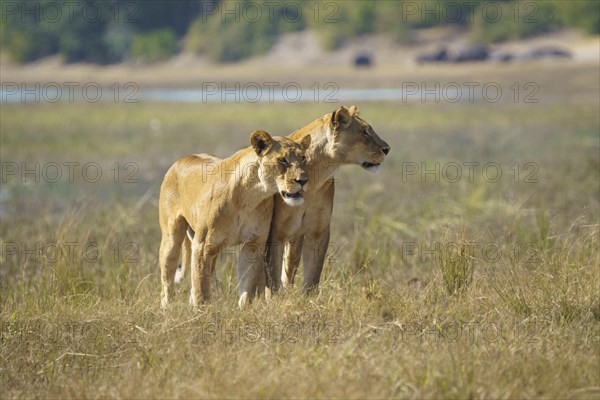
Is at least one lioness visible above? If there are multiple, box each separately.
[159,130,310,308]
[265,106,390,293]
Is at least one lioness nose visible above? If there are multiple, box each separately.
[382,146,390,155]
[295,178,308,187]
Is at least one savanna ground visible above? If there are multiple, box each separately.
[1,62,599,398]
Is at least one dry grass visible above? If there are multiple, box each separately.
[1,63,599,398]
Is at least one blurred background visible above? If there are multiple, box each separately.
[1,0,599,66]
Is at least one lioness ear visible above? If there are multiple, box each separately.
[250,130,273,156]
[299,134,311,149]
[349,105,359,116]
[331,106,352,130]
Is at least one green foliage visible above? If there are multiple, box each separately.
[314,0,597,47]
[214,19,276,62]
[1,0,126,63]
[129,0,204,35]
[349,1,377,35]
[374,2,412,43]
[471,1,561,44]
[0,2,60,62]
[555,0,600,34]
[58,16,114,63]
[0,0,598,63]
[470,0,598,43]
[309,1,387,50]
[103,23,135,62]
[186,0,301,62]
[0,0,199,64]
[131,29,178,63]
[1,26,41,63]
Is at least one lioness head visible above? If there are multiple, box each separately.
[250,130,310,207]
[329,105,390,173]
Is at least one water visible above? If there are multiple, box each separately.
[1,85,481,104]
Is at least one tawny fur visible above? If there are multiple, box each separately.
[159,130,310,308]
[174,106,389,297]
[265,105,390,293]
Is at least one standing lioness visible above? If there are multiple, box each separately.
[266,106,390,294]
[159,130,310,308]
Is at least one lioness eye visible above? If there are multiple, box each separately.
[278,158,288,165]
[362,130,369,137]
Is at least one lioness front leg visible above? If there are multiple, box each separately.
[189,239,216,307]
[265,239,285,293]
[282,237,304,288]
[159,219,187,308]
[175,234,191,284]
[301,227,330,293]
[237,242,266,307]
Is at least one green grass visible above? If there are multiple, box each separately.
[1,64,599,398]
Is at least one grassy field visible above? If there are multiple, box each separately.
[1,63,599,398]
